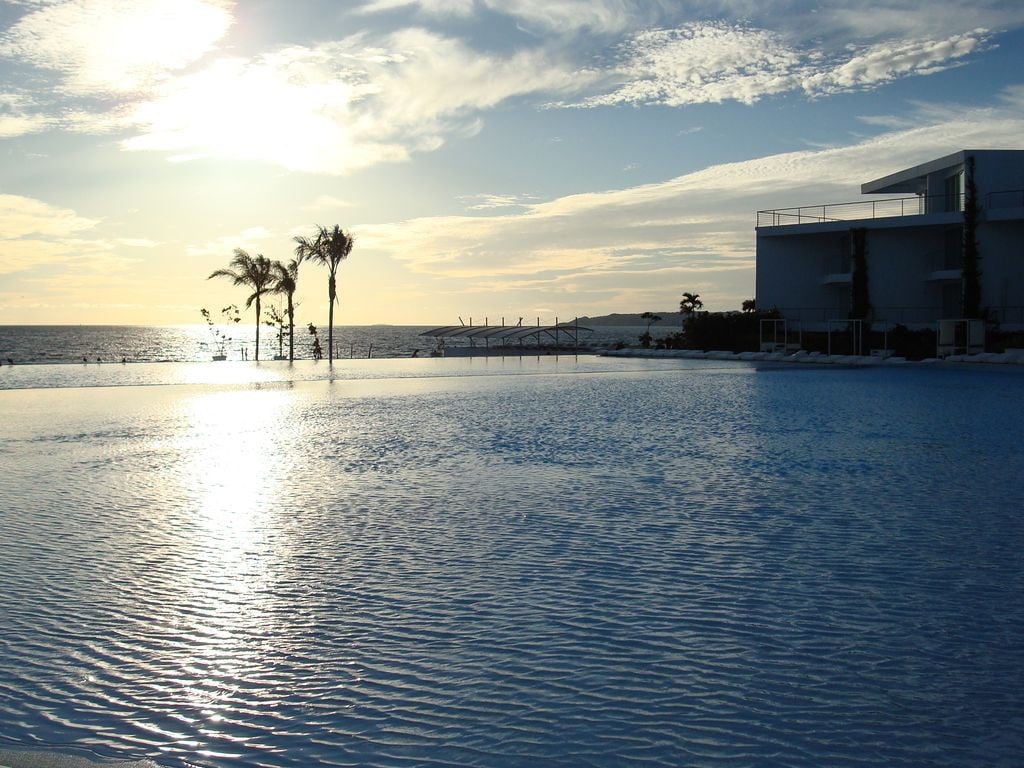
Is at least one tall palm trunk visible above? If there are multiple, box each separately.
[328,272,336,363]
[287,293,295,362]
[255,295,261,361]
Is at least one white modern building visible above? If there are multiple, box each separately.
[755,150,1024,330]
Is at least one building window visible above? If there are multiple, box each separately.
[944,171,964,212]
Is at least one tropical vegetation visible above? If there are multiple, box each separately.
[294,225,355,363]
[639,311,661,348]
[265,305,288,359]
[208,249,274,361]
[849,228,871,321]
[962,157,982,319]
[271,258,300,361]
[200,305,240,359]
[679,292,703,319]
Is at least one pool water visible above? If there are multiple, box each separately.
[1,358,1023,767]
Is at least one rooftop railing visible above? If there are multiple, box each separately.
[757,193,964,228]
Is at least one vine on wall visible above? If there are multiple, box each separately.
[962,156,983,319]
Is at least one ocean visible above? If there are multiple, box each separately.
[0,324,655,365]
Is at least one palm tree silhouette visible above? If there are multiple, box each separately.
[271,258,300,361]
[294,225,354,363]
[640,311,661,348]
[679,292,703,328]
[209,249,274,361]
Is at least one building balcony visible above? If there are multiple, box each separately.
[758,188,1024,231]
[756,193,963,229]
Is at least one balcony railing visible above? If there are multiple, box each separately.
[757,193,964,228]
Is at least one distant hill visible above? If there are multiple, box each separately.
[575,312,680,327]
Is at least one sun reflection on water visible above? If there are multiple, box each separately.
[154,386,299,745]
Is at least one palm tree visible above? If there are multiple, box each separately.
[294,225,355,363]
[209,249,274,361]
[640,311,661,348]
[271,258,299,361]
[679,292,703,328]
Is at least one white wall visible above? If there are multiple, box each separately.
[755,151,1024,330]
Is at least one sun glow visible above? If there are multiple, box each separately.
[123,52,384,172]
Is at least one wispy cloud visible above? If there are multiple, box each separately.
[0,0,1017,179]
[0,93,49,138]
[571,23,991,108]
[356,92,1024,311]
[120,29,590,173]
[360,0,663,34]
[361,0,1024,40]
[820,1,1024,39]
[360,0,476,16]
[0,0,233,97]
[457,193,541,210]
[0,194,150,275]
[0,194,97,240]
[801,31,989,95]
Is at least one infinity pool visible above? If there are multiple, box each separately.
[1,358,1022,767]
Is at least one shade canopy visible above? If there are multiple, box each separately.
[419,324,593,343]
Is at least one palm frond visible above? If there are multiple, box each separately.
[208,267,239,281]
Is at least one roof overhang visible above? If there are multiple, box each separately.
[861,150,966,195]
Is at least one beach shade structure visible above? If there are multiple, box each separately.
[419,322,593,355]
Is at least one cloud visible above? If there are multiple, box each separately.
[457,193,541,210]
[361,0,476,16]
[360,0,665,34]
[0,93,49,137]
[360,0,1024,39]
[0,0,1015,180]
[120,29,591,174]
[185,226,273,257]
[487,0,666,34]
[0,194,151,276]
[0,194,98,240]
[355,91,1024,312]
[820,1,1024,40]
[801,31,988,94]
[572,22,991,107]
[0,0,233,96]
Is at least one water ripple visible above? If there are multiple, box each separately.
[2,363,1023,766]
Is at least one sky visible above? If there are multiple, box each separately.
[2,0,1024,326]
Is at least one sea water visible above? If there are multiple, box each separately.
[1,357,1022,767]
[0,325,651,365]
